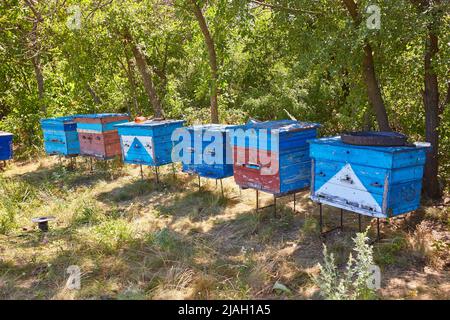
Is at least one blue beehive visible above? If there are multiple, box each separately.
[230,120,321,195]
[0,131,13,161]
[40,116,80,156]
[115,119,185,166]
[181,124,241,179]
[309,136,429,218]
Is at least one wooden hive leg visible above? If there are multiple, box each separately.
[220,179,224,198]
[255,189,259,211]
[197,175,201,191]
[358,214,362,232]
[140,164,144,180]
[340,208,344,231]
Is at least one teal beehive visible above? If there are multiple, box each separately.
[115,119,185,166]
[309,136,429,218]
[40,116,80,157]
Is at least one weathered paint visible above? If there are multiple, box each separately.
[309,136,429,218]
[74,114,130,159]
[0,131,13,161]
[115,119,184,166]
[40,116,80,156]
[230,120,320,196]
[181,124,241,179]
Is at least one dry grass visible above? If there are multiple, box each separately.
[0,157,449,300]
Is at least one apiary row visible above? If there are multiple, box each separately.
[36,114,430,220]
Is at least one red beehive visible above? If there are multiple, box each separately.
[73,114,130,160]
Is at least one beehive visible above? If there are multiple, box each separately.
[115,119,184,166]
[309,136,429,218]
[40,116,80,157]
[73,114,130,159]
[230,120,320,195]
[182,124,241,179]
[0,131,13,161]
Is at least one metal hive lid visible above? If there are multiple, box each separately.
[243,119,321,132]
[74,113,129,119]
[115,119,185,128]
[0,131,13,137]
[40,115,78,124]
[187,124,243,132]
[309,136,430,152]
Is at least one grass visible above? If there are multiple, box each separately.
[0,157,449,300]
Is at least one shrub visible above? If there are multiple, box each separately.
[313,229,378,300]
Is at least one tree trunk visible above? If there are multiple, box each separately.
[126,58,140,116]
[86,83,102,105]
[28,8,45,114]
[422,30,441,199]
[409,0,443,199]
[363,44,391,131]
[124,31,164,118]
[190,0,219,123]
[342,0,391,131]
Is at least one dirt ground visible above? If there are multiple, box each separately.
[0,157,449,299]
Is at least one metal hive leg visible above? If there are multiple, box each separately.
[274,195,277,216]
[140,164,144,180]
[155,166,160,183]
[220,179,224,198]
[319,203,323,234]
[293,193,296,212]
[171,163,176,179]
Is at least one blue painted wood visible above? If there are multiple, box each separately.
[231,120,320,195]
[181,124,242,179]
[231,120,320,151]
[76,120,129,133]
[40,116,80,156]
[0,132,13,161]
[115,119,185,166]
[309,136,429,218]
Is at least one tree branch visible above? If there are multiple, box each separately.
[250,0,322,15]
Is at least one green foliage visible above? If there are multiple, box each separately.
[91,219,134,252]
[0,0,449,183]
[314,230,378,300]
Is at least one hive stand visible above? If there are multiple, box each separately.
[254,187,308,216]
[193,174,225,198]
[318,202,382,243]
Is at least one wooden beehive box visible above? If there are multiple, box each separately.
[230,120,320,195]
[40,116,80,157]
[0,131,13,161]
[115,119,184,166]
[73,114,130,159]
[182,124,241,179]
[309,136,429,218]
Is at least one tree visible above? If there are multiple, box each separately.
[189,0,219,123]
[341,0,391,131]
[124,29,165,118]
[410,0,449,199]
